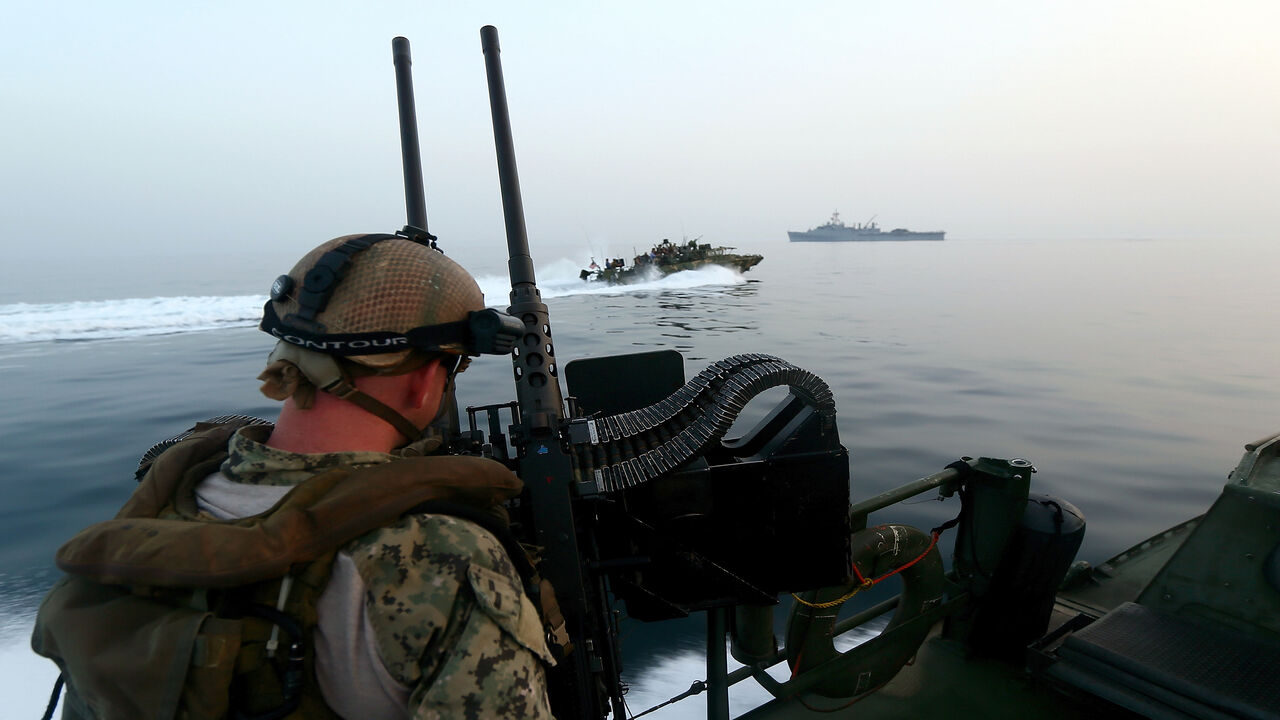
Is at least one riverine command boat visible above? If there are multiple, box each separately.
[580,237,762,285]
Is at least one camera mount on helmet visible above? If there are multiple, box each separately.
[398,224,438,250]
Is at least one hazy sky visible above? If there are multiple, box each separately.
[4,1,1278,282]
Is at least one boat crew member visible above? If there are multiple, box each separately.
[33,234,556,719]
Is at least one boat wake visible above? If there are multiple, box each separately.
[476,257,749,301]
[3,600,877,720]
[618,623,880,718]
[0,260,749,346]
[0,295,265,345]
[5,619,869,720]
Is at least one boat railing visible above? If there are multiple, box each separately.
[845,465,961,526]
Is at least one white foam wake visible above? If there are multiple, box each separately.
[0,295,265,345]
[475,258,748,301]
[0,260,747,346]
[2,615,876,720]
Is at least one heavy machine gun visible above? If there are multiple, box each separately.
[391,29,850,718]
[392,28,1084,720]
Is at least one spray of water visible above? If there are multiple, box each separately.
[0,260,749,346]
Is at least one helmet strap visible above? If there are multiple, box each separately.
[287,233,399,328]
[323,377,425,445]
[267,343,425,445]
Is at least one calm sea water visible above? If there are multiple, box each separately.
[3,235,1278,717]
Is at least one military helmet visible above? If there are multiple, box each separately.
[261,233,487,369]
[257,232,522,443]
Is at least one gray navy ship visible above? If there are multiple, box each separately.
[788,211,945,242]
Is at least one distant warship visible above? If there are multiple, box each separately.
[788,211,945,242]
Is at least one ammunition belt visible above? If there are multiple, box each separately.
[566,354,836,493]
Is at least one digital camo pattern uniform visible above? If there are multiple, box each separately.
[218,428,555,719]
[358,514,553,720]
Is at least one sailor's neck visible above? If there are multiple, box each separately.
[266,398,404,455]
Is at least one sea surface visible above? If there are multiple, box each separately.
[2,235,1278,718]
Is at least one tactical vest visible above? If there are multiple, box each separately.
[31,418,546,720]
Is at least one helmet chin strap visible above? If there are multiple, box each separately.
[268,343,425,444]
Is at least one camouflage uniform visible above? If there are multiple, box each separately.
[206,425,555,720]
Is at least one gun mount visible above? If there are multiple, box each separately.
[564,351,851,618]
[465,350,852,623]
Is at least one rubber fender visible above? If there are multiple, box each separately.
[784,524,944,699]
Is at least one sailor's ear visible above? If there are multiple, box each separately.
[406,359,447,409]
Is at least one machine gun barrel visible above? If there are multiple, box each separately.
[391,37,430,236]
[480,25,622,719]
[480,26,537,292]
[391,36,458,440]
[480,23,567,452]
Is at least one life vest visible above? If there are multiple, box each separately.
[31,418,542,720]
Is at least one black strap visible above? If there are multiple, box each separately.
[260,302,474,357]
[931,514,963,537]
[291,234,399,325]
[40,673,64,720]
[234,606,306,720]
[321,377,424,443]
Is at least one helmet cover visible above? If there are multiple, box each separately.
[265,234,485,369]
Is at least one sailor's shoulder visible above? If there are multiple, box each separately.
[339,513,524,686]
[345,512,516,586]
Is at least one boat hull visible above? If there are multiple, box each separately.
[587,253,762,285]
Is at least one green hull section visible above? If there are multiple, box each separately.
[582,240,762,285]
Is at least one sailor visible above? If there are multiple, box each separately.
[33,234,555,719]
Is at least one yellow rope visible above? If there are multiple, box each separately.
[790,579,873,609]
